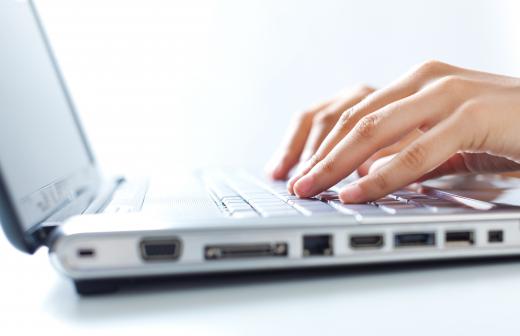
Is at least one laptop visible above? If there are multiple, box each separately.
[2,0,520,295]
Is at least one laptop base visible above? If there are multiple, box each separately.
[72,255,520,295]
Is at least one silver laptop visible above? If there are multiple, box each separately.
[2,0,520,295]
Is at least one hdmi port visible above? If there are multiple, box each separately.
[350,234,384,249]
[205,242,288,260]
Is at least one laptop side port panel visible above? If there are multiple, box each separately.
[303,235,333,256]
[140,238,182,261]
[204,242,288,260]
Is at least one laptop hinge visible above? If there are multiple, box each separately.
[30,221,61,248]
[29,176,125,248]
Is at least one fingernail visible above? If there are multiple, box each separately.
[294,174,314,197]
[340,183,364,203]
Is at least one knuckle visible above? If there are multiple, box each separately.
[353,114,380,140]
[464,98,484,113]
[411,59,448,80]
[454,99,482,122]
[355,84,376,96]
[435,75,466,92]
[308,153,320,166]
[399,143,427,170]
[317,159,336,175]
[418,59,445,73]
[338,107,355,128]
[384,100,404,115]
[368,171,388,192]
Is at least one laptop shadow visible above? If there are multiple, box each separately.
[42,256,520,323]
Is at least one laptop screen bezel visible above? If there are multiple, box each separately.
[0,0,102,254]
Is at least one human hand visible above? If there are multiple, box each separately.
[266,85,375,180]
[282,60,520,203]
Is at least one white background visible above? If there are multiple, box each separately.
[2,0,520,334]
[34,0,520,175]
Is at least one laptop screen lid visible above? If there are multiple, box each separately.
[0,0,101,253]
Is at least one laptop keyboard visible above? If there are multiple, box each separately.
[203,173,474,219]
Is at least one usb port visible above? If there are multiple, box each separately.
[394,232,435,248]
[445,231,474,247]
[350,234,384,249]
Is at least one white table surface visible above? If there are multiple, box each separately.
[2,229,520,336]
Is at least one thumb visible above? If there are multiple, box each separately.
[417,153,520,182]
[364,153,469,182]
[415,153,470,182]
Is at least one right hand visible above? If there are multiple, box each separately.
[266,85,376,180]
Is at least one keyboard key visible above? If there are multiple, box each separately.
[248,198,286,204]
[258,209,301,217]
[292,203,337,216]
[412,199,460,206]
[373,199,406,206]
[374,196,397,203]
[377,203,431,215]
[222,196,243,201]
[390,190,425,197]
[410,199,473,213]
[329,201,387,216]
[243,194,278,200]
[231,210,259,218]
[288,199,324,206]
[378,202,421,209]
[253,205,294,213]
[224,200,250,205]
[278,194,300,202]
[210,184,238,200]
[240,191,273,196]
[222,198,248,205]
[291,201,330,208]
[399,194,438,201]
[226,203,253,212]
[316,191,340,201]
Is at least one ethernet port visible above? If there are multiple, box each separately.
[303,235,333,257]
